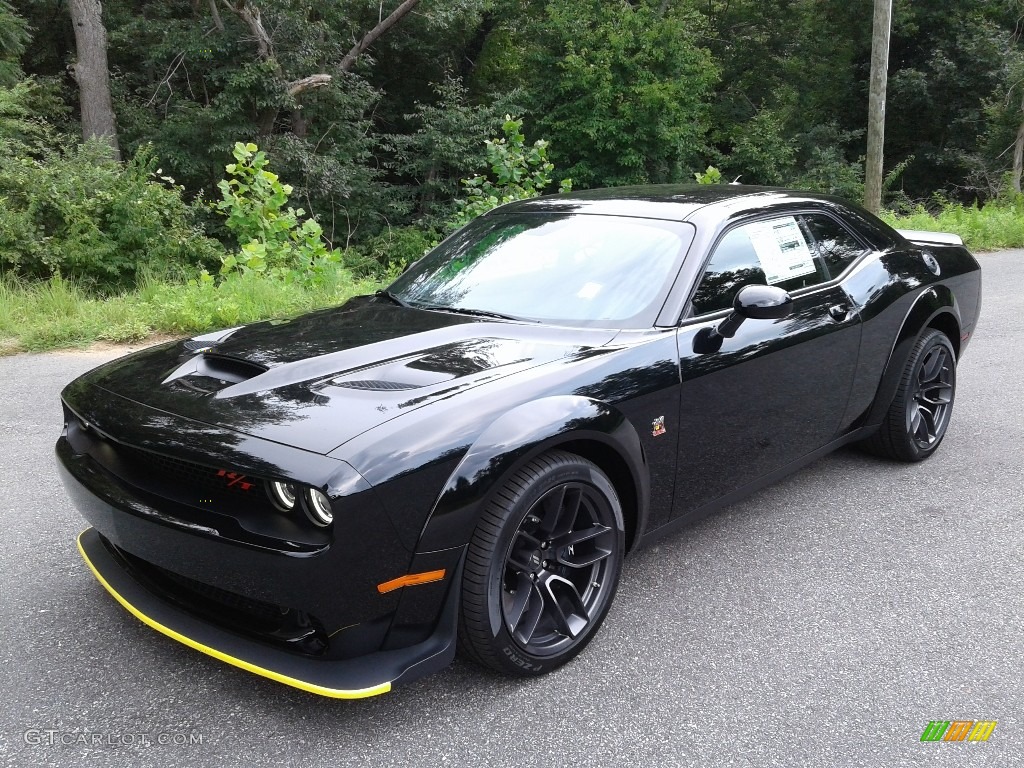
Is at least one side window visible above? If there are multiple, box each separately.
[799,214,867,278]
[690,216,828,316]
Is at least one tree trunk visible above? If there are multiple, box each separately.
[864,0,892,214]
[68,0,120,160]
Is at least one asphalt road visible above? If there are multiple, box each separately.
[1,251,1021,768]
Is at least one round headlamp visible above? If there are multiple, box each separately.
[305,489,334,527]
[268,481,297,512]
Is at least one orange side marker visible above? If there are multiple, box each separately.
[377,569,446,594]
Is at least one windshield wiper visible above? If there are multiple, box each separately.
[416,304,534,323]
[375,289,410,307]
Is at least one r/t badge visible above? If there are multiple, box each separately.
[651,416,666,437]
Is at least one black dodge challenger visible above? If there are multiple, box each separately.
[57,185,982,698]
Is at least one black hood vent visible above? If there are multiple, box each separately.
[200,353,269,383]
[332,379,420,391]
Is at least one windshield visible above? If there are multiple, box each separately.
[388,212,694,328]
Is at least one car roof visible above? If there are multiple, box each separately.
[493,184,832,222]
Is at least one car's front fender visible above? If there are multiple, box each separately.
[414,396,649,553]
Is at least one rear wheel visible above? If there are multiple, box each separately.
[862,328,956,461]
[458,451,625,676]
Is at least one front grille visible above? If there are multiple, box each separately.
[116,544,329,656]
[153,563,289,625]
[117,445,270,509]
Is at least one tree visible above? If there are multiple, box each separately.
[518,0,718,187]
[0,0,30,86]
[217,0,424,130]
[68,0,120,159]
[385,76,522,224]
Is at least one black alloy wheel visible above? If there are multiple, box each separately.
[458,451,625,676]
[907,341,955,450]
[863,328,957,462]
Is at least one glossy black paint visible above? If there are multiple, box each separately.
[56,184,982,694]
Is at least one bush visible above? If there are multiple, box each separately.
[212,142,340,287]
[882,196,1024,251]
[355,225,435,275]
[446,116,571,234]
[0,138,221,291]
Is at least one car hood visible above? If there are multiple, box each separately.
[65,295,618,454]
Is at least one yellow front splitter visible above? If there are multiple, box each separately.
[76,528,457,699]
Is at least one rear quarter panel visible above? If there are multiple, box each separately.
[840,243,981,429]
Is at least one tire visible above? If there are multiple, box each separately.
[458,450,625,676]
[862,328,957,462]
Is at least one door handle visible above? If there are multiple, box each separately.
[827,303,849,321]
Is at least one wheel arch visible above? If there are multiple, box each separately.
[925,311,961,359]
[864,285,961,428]
[414,396,650,555]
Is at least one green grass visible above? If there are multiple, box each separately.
[881,199,1024,252]
[0,269,382,356]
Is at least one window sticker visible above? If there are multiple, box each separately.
[746,217,815,284]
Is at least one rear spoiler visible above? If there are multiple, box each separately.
[897,229,964,246]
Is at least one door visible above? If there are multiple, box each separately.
[671,213,863,518]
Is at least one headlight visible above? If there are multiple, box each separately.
[305,489,334,527]
[267,481,297,512]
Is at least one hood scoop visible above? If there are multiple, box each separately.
[162,352,269,395]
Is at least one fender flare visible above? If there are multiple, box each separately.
[864,285,961,427]
[413,396,650,553]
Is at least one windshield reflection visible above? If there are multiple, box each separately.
[389,212,695,329]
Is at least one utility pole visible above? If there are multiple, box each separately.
[864,0,892,213]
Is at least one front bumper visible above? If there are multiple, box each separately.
[77,528,461,698]
[56,385,465,696]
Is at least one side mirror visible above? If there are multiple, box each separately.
[693,285,793,354]
[732,284,794,321]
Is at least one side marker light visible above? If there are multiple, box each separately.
[377,570,447,594]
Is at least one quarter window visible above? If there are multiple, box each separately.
[799,214,868,278]
[690,216,829,316]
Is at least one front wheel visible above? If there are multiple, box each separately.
[458,451,625,676]
[862,328,957,461]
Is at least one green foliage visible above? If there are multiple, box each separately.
[143,267,377,333]
[0,268,380,354]
[521,0,718,187]
[726,106,796,186]
[385,76,523,226]
[792,146,865,201]
[884,6,1011,197]
[447,116,571,232]
[0,80,54,153]
[353,225,436,276]
[213,142,339,286]
[882,197,1024,252]
[0,133,221,291]
[0,0,29,86]
[694,166,723,185]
